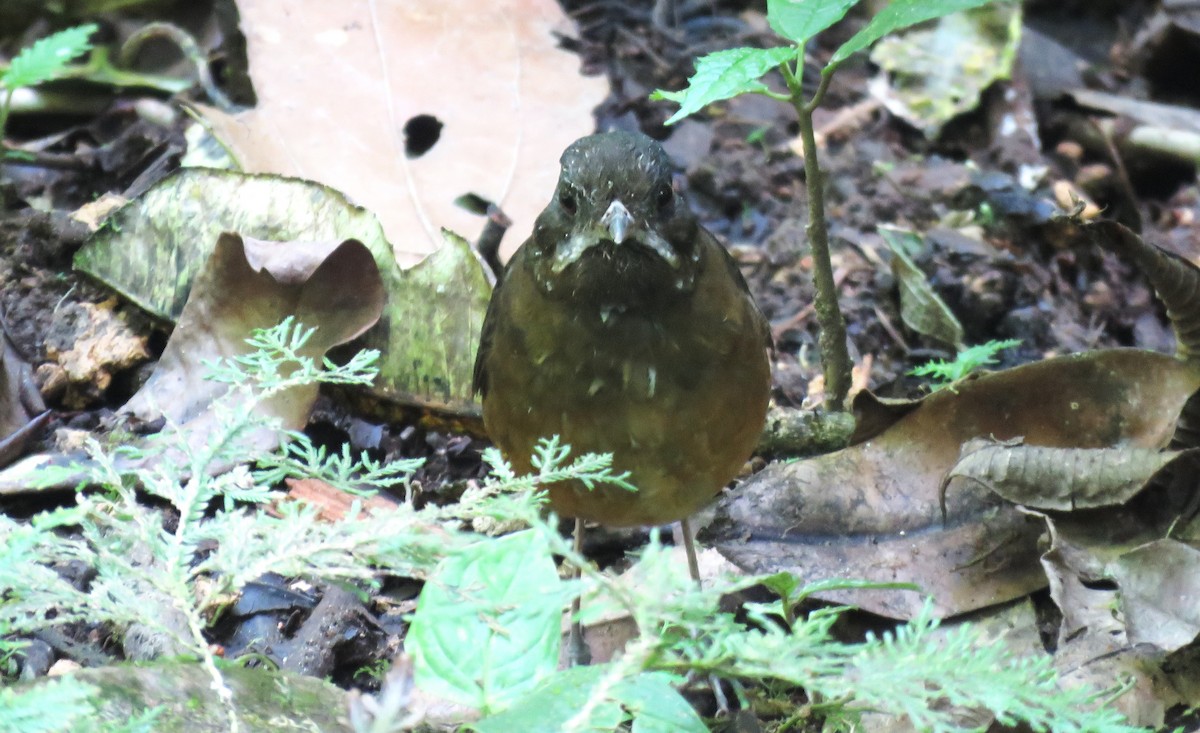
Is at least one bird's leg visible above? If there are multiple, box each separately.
[680,516,701,585]
[567,517,591,666]
[678,518,728,713]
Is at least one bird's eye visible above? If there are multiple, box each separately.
[657,185,675,214]
[558,188,578,215]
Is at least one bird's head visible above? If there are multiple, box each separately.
[527,131,703,306]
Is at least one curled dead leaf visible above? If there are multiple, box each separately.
[707,349,1200,619]
[1086,219,1200,362]
[123,233,384,430]
[940,438,1195,514]
[880,226,965,349]
[0,234,387,496]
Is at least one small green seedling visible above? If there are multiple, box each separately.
[653,0,1002,409]
[910,338,1021,387]
[0,23,97,147]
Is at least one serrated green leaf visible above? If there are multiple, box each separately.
[653,46,797,125]
[767,0,860,44]
[1,24,97,89]
[830,0,999,65]
[408,529,568,713]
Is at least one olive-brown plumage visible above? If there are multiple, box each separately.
[473,131,771,528]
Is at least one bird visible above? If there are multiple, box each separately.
[472,130,771,640]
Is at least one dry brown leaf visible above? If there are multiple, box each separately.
[42,300,149,409]
[0,234,390,497]
[880,226,965,349]
[1021,511,1179,726]
[206,0,608,266]
[706,349,1200,619]
[1087,219,1200,362]
[1035,509,1127,646]
[941,439,1194,513]
[283,477,401,522]
[123,234,384,435]
[1109,539,1200,650]
[1053,636,1173,729]
[858,599,1044,733]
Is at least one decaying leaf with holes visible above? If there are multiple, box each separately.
[75,169,492,424]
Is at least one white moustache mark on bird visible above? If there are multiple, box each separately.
[551,197,681,274]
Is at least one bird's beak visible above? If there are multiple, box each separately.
[600,200,633,244]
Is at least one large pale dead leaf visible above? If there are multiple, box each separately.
[705,349,1200,619]
[75,168,491,417]
[205,0,608,265]
[0,233,385,496]
[121,233,384,431]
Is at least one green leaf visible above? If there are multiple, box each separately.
[619,673,707,733]
[910,338,1021,384]
[653,46,797,125]
[408,529,569,713]
[760,571,801,601]
[879,226,965,349]
[471,667,705,733]
[471,666,624,733]
[830,0,999,65]
[1,24,97,89]
[767,0,860,44]
[0,677,98,733]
